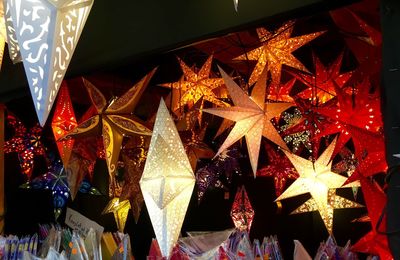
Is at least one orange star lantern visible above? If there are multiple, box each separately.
[234,21,324,86]
[160,55,228,113]
[51,82,78,167]
[204,67,291,176]
[66,69,156,196]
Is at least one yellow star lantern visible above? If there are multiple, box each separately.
[4,0,94,125]
[159,55,229,112]
[0,1,5,68]
[276,138,361,234]
[234,21,324,86]
[67,69,156,196]
[140,99,195,259]
[291,189,362,234]
[102,198,131,232]
[203,67,292,176]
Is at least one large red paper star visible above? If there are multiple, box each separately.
[315,79,383,158]
[257,144,299,197]
[352,178,393,259]
[234,21,324,86]
[295,53,353,104]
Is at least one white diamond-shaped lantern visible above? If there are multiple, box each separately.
[140,99,195,258]
[0,0,6,68]
[6,0,94,126]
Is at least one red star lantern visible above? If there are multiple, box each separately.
[257,144,299,197]
[230,186,254,232]
[352,178,393,259]
[295,53,353,104]
[4,113,46,178]
[316,79,383,158]
[51,82,78,167]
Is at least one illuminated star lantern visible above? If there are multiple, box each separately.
[102,198,131,232]
[0,1,5,68]
[276,138,361,234]
[316,79,383,158]
[67,69,156,197]
[295,53,353,103]
[22,162,69,219]
[51,82,78,167]
[234,21,324,86]
[203,67,292,176]
[4,113,46,178]
[5,0,94,126]
[230,186,254,232]
[257,144,299,197]
[159,55,228,113]
[140,99,195,258]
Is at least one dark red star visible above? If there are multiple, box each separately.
[257,143,299,197]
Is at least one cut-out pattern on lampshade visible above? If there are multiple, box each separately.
[5,0,94,126]
[0,1,6,68]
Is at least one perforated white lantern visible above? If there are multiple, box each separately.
[140,99,195,258]
[5,0,94,126]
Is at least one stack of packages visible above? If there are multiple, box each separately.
[0,224,133,260]
[148,229,284,259]
[0,234,39,259]
[294,236,360,260]
[314,237,358,260]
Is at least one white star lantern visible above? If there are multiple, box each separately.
[4,0,94,126]
[140,99,195,258]
[203,67,291,176]
[276,138,361,234]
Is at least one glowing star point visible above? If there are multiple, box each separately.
[102,198,131,232]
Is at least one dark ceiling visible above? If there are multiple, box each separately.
[0,0,356,102]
